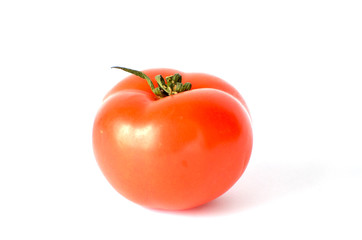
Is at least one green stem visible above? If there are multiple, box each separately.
[111,66,192,98]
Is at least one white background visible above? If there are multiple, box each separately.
[1,0,361,239]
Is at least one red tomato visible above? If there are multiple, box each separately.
[92,67,253,210]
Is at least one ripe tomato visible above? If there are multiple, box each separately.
[92,67,253,210]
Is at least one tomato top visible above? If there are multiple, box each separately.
[104,67,250,115]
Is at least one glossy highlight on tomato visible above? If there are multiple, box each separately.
[92,67,253,210]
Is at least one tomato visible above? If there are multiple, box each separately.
[92,67,253,210]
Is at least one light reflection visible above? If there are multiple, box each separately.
[116,124,155,150]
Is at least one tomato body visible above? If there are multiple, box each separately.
[93,68,253,210]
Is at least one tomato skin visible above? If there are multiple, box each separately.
[93,69,253,210]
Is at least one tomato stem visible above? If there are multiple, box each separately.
[112,66,192,98]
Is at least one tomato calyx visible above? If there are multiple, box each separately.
[112,66,192,98]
